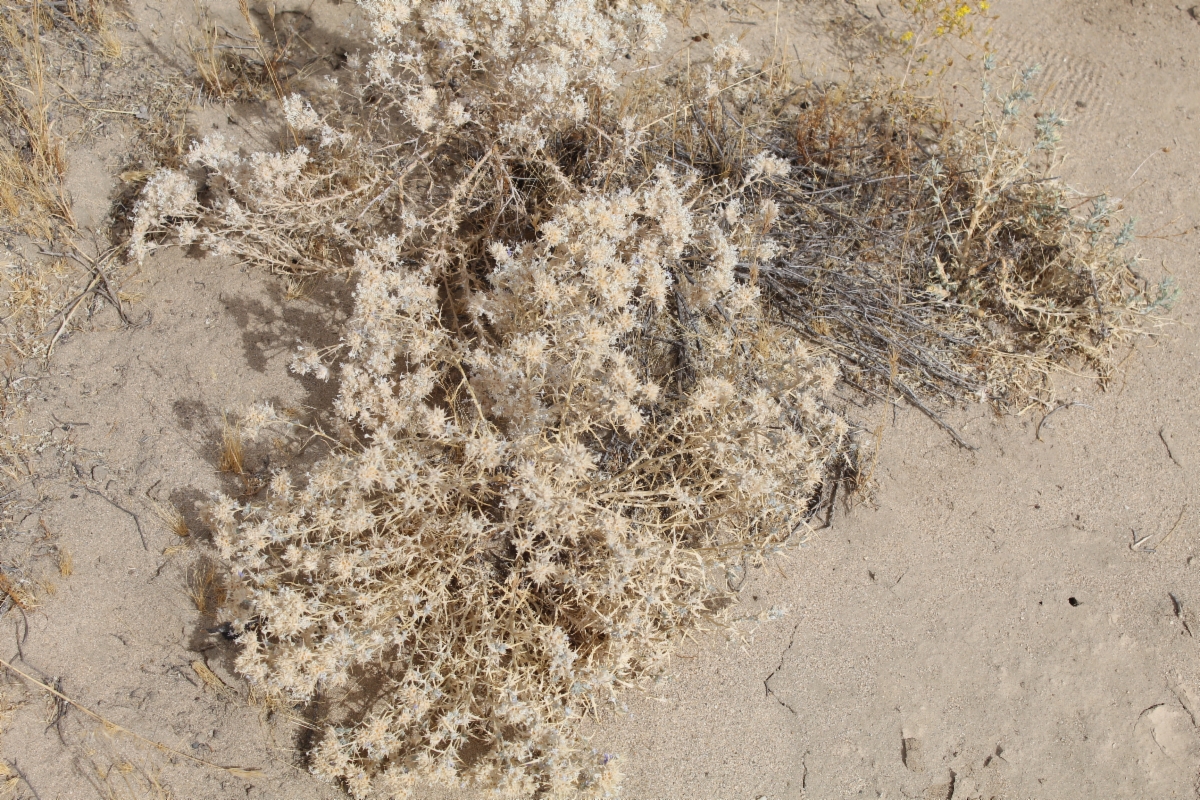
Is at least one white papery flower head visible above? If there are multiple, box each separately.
[283,94,322,132]
[747,151,791,180]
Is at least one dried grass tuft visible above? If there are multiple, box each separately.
[186,1,317,104]
[0,0,120,233]
[56,545,72,577]
[188,11,279,102]
[0,3,75,236]
[186,558,228,616]
[217,417,246,477]
[0,571,35,612]
[149,501,189,539]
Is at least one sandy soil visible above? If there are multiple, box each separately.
[1,1,1197,799]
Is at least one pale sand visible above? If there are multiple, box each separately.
[1,1,1197,798]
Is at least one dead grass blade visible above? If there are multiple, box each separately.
[0,657,264,779]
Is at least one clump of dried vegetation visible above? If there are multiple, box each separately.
[0,2,89,385]
[2,2,86,236]
[0,0,128,234]
[1,0,190,357]
[127,0,1166,796]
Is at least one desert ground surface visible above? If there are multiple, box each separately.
[0,0,1197,799]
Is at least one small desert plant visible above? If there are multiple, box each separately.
[0,570,35,612]
[185,558,229,617]
[217,416,247,477]
[128,0,1161,796]
[148,500,189,539]
[56,545,72,577]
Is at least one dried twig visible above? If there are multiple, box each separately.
[1036,401,1088,442]
[83,486,147,550]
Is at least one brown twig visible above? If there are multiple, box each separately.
[1036,401,1088,442]
[83,486,147,550]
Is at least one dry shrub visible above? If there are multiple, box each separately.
[220,187,842,794]
[128,0,1162,796]
[750,69,1172,438]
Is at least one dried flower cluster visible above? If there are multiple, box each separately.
[129,132,370,272]
[128,0,1159,795]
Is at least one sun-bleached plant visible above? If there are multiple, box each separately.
[215,177,843,796]
[131,0,668,276]
[129,1,854,795]
[129,0,1161,795]
[128,132,373,273]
